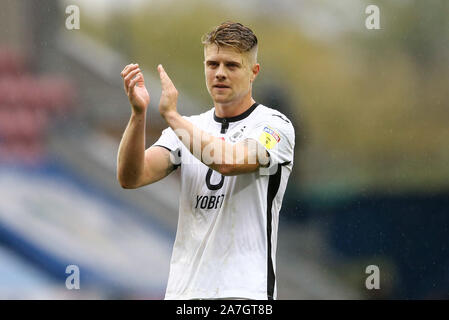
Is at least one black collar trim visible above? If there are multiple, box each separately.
[213,103,259,124]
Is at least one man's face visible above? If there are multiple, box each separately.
[204,44,259,105]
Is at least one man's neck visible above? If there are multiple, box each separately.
[214,95,256,118]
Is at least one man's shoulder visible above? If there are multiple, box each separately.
[253,104,294,129]
[183,107,214,123]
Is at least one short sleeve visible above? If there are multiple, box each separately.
[151,127,182,168]
[151,127,180,151]
[246,114,295,175]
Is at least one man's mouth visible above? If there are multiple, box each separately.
[213,84,230,88]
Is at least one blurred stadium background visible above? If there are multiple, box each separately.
[0,0,448,299]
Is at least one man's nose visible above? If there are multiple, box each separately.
[215,64,226,80]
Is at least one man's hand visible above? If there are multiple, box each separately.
[121,63,150,114]
[157,64,178,119]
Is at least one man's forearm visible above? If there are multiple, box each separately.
[162,110,262,175]
[117,111,146,187]
[163,110,219,167]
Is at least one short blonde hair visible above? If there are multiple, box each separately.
[202,21,258,53]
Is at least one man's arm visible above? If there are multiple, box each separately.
[157,65,269,176]
[162,111,268,176]
[117,113,176,188]
[117,63,176,189]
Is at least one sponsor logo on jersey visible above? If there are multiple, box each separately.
[194,194,225,210]
[259,126,280,149]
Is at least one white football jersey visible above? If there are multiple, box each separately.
[151,103,295,300]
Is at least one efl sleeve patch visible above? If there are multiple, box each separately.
[258,126,281,149]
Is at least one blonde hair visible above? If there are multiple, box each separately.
[202,21,258,54]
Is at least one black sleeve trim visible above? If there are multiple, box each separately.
[263,151,291,169]
[153,144,172,152]
[153,145,181,170]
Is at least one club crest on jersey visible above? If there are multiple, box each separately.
[259,126,280,149]
[229,131,243,143]
[229,125,247,143]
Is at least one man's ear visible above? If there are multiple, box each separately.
[251,63,260,82]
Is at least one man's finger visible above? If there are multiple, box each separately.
[158,64,175,90]
[121,64,133,77]
[127,74,141,95]
[138,72,145,83]
[121,63,139,78]
[124,68,141,86]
